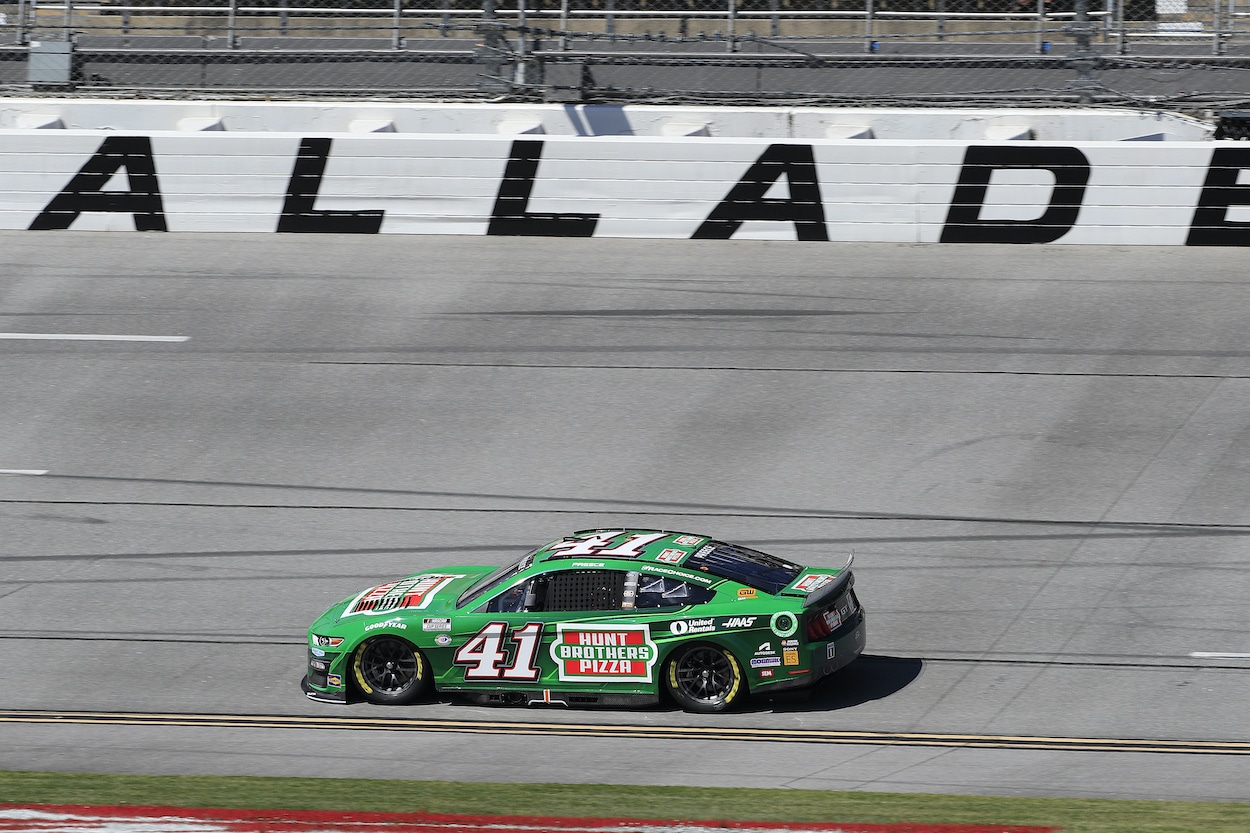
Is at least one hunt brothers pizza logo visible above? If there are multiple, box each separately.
[549,624,658,683]
[343,574,462,616]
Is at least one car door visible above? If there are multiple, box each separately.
[446,566,660,692]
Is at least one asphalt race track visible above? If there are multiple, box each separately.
[2,232,1250,802]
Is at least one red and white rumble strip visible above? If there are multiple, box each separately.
[0,806,1054,833]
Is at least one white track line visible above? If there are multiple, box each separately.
[0,333,188,342]
[0,470,48,476]
[1190,652,1250,659]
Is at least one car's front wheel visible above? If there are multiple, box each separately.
[351,636,431,705]
[665,643,744,713]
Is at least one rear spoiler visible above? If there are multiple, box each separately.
[786,553,854,608]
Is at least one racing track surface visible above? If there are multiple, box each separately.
[2,232,1250,802]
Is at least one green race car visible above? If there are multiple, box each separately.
[305,528,865,713]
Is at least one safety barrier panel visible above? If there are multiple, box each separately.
[4,129,1250,244]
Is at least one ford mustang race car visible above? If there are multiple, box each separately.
[305,529,864,712]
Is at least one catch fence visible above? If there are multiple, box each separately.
[5,0,1250,105]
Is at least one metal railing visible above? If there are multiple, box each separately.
[6,0,1250,104]
[5,0,1245,51]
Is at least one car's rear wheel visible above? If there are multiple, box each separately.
[665,643,744,713]
[351,636,430,705]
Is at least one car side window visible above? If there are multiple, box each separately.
[632,574,715,609]
[543,569,626,611]
[480,569,713,613]
[483,579,536,613]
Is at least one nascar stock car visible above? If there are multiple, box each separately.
[305,529,864,713]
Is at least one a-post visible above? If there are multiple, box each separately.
[476,0,512,93]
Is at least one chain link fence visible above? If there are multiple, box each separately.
[4,0,1250,105]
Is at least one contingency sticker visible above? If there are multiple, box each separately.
[549,624,658,683]
[793,573,836,593]
[655,548,687,565]
[342,574,463,616]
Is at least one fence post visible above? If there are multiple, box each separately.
[769,0,779,37]
[865,0,875,52]
[516,0,527,84]
[1037,0,1046,53]
[558,0,568,49]
[476,0,512,91]
[727,0,737,51]
[1068,0,1097,103]
[227,0,238,48]
[1212,0,1223,54]
[937,0,946,41]
[393,0,403,48]
[16,0,28,44]
[62,0,71,39]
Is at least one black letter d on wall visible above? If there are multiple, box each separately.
[940,146,1090,244]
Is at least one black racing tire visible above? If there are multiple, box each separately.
[665,642,745,713]
[351,635,431,705]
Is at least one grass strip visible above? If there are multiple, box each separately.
[2,770,1249,833]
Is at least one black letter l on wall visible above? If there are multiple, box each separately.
[278,138,384,234]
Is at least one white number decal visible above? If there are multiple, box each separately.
[547,531,668,558]
[454,622,544,681]
[501,622,543,681]
[454,622,509,680]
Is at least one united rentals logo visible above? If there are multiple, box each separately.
[549,624,658,683]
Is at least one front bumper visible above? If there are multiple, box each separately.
[306,648,347,703]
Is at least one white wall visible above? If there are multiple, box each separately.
[4,130,1248,245]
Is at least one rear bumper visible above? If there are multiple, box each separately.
[760,608,866,693]
[815,609,866,681]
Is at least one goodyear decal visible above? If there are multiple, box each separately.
[550,624,658,683]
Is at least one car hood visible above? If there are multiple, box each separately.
[319,567,495,626]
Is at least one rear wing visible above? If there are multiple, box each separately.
[781,553,854,607]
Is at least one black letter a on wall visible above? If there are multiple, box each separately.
[30,136,167,231]
[693,144,828,241]
[278,138,384,233]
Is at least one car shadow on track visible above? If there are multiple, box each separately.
[301,655,923,714]
[753,654,923,713]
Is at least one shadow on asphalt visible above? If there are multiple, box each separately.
[756,654,924,713]
[302,655,923,714]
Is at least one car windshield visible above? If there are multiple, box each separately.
[457,549,536,609]
[683,542,803,595]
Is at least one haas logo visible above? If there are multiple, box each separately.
[722,616,758,629]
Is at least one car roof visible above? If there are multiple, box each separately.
[533,529,714,565]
